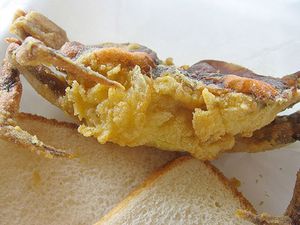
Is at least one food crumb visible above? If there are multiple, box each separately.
[240,103,249,110]
[279,167,283,171]
[259,174,263,178]
[14,126,22,131]
[259,201,264,206]
[107,64,121,76]
[255,179,259,183]
[229,177,241,188]
[128,43,140,50]
[99,64,106,70]
[164,57,174,66]
[31,135,40,145]
[180,64,190,70]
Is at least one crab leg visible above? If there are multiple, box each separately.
[231,111,300,153]
[10,10,68,49]
[0,43,73,158]
[14,37,124,89]
[0,125,73,158]
[0,43,22,114]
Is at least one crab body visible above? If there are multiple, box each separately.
[1,10,300,159]
[62,52,299,159]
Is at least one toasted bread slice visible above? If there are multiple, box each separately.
[97,156,255,225]
[0,113,179,225]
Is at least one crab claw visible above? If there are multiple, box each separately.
[0,43,73,158]
[14,37,124,89]
[10,9,68,49]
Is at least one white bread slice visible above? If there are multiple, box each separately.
[97,156,255,225]
[0,113,179,225]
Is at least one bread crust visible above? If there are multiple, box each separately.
[17,112,78,130]
[95,156,255,224]
[203,161,256,213]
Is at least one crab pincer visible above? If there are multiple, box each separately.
[10,9,68,49]
[13,37,124,89]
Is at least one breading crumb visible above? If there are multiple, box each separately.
[164,57,174,66]
[259,201,264,206]
[229,177,241,188]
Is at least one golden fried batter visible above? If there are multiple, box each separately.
[57,47,299,159]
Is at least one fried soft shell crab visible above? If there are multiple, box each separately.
[1,10,300,159]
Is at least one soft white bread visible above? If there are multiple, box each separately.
[0,113,179,225]
[97,156,255,225]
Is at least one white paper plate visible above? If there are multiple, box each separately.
[1,0,299,215]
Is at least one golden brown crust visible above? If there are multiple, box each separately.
[95,156,255,224]
[61,41,160,65]
[90,47,156,74]
[223,74,278,99]
[186,60,295,101]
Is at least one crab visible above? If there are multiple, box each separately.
[1,10,300,159]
